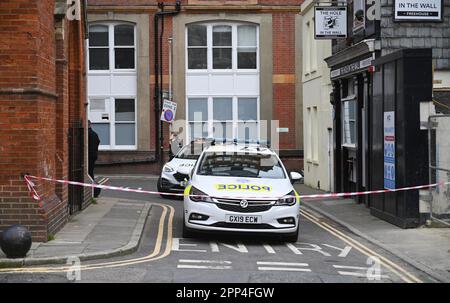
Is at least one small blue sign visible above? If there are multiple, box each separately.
[384,112,395,189]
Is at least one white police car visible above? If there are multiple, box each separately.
[183,140,303,242]
[157,139,211,198]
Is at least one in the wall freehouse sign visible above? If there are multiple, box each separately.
[394,0,443,21]
[314,6,347,39]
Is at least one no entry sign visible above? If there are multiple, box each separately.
[161,99,177,123]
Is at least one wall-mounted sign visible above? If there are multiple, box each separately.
[161,99,177,123]
[330,56,373,79]
[314,6,347,39]
[394,0,442,21]
[384,111,396,190]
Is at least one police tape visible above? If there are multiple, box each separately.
[23,175,449,202]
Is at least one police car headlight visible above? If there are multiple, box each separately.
[275,191,297,206]
[189,186,213,203]
[163,164,174,173]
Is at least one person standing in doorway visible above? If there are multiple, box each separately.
[88,120,101,197]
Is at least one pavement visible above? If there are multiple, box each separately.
[0,197,151,268]
[294,183,450,283]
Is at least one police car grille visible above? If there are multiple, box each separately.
[211,222,275,229]
[214,199,273,213]
[216,204,272,213]
[173,172,189,182]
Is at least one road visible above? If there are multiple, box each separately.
[0,177,438,283]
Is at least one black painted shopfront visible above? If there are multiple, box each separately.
[326,40,379,206]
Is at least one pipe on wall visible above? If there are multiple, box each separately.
[154,1,181,165]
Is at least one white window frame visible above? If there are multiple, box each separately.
[88,21,138,151]
[186,96,260,142]
[89,97,138,151]
[88,22,137,74]
[185,22,260,73]
[342,96,357,148]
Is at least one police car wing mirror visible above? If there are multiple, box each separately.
[290,172,303,184]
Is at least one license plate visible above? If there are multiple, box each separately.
[225,215,261,224]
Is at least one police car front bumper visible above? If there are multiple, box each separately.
[184,199,300,234]
[159,171,186,192]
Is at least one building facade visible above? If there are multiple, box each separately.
[87,0,305,174]
[324,0,450,227]
[0,0,90,241]
[301,0,333,191]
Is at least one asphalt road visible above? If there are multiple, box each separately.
[0,177,438,283]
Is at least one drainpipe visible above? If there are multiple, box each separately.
[154,1,181,166]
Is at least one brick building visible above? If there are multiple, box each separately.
[0,0,90,241]
[87,0,305,174]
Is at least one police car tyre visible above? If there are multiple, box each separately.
[283,226,299,243]
[182,220,196,238]
[157,178,171,199]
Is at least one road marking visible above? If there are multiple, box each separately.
[333,265,390,279]
[98,178,109,185]
[177,265,232,270]
[0,203,175,274]
[257,261,308,267]
[179,259,232,265]
[333,265,370,270]
[300,208,422,283]
[257,267,311,272]
[210,241,248,253]
[285,242,331,256]
[177,259,232,270]
[322,244,352,257]
[262,243,276,254]
[257,261,311,272]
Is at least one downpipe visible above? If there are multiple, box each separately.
[154,1,181,166]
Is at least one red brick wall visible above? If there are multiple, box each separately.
[272,13,296,150]
[0,0,87,241]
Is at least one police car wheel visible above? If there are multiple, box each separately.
[157,178,172,199]
[182,220,196,238]
[283,226,299,243]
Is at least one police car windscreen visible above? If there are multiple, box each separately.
[197,152,286,179]
[176,142,207,160]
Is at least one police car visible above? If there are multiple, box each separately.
[183,140,303,242]
[157,139,211,198]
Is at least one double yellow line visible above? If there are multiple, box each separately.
[300,208,423,283]
[0,203,174,274]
